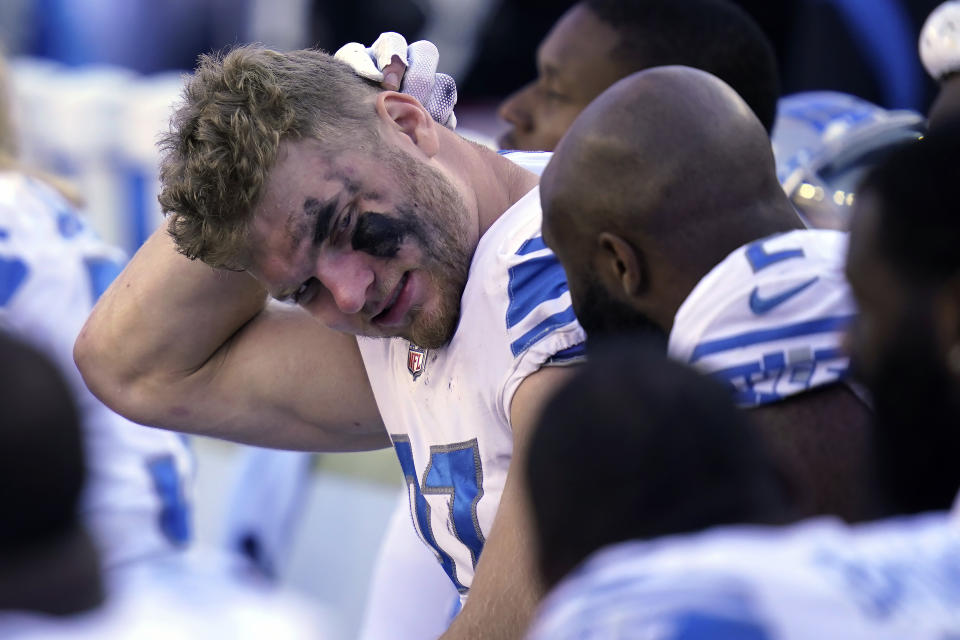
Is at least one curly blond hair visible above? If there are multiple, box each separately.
[159,45,381,268]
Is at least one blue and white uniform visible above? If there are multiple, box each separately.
[0,171,193,568]
[528,512,960,639]
[357,152,585,597]
[668,229,855,407]
[0,552,332,639]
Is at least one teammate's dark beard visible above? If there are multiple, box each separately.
[859,307,960,515]
[575,279,667,351]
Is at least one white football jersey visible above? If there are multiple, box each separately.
[668,229,856,407]
[528,512,960,639]
[357,174,585,595]
[0,171,193,568]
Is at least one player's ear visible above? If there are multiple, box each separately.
[375,91,439,158]
[597,232,646,298]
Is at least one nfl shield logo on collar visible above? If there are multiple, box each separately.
[407,343,428,381]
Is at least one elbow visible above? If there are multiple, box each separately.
[74,323,152,425]
[74,322,113,396]
[74,323,105,396]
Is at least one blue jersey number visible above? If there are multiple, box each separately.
[146,455,191,545]
[393,436,486,593]
[0,221,124,307]
[744,236,805,272]
[0,255,28,306]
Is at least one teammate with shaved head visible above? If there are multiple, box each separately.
[524,90,960,640]
[540,66,875,521]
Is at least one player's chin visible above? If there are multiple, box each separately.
[498,131,529,151]
[407,300,462,349]
[498,131,554,153]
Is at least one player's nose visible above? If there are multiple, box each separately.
[498,83,534,135]
[315,252,375,315]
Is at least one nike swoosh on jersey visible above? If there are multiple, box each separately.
[749,276,819,315]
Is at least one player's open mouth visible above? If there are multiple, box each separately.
[373,272,412,327]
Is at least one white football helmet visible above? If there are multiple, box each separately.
[920,1,960,81]
[772,92,924,230]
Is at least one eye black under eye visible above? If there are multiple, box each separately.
[352,212,415,258]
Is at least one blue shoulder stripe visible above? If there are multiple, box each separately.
[547,342,586,365]
[510,306,578,357]
[506,252,569,329]
[689,315,855,364]
[516,236,547,256]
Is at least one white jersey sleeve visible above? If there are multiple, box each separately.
[528,513,960,640]
[357,177,585,595]
[0,172,193,568]
[668,229,856,407]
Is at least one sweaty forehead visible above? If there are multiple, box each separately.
[262,140,382,213]
[266,137,377,190]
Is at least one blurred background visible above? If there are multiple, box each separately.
[0,0,943,254]
[0,0,944,637]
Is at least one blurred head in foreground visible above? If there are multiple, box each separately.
[846,124,960,515]
[526,339,790,589]
[0,331,102,615]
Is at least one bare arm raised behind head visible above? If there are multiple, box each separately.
[74,226,388,452]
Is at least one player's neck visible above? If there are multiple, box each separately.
[438,131,539,238]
